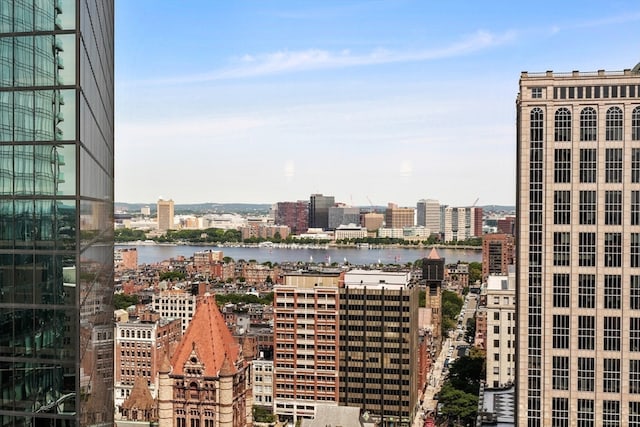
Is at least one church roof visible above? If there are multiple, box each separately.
[427,247,441,259]
[122,376,155,410]
[170,294,241,377]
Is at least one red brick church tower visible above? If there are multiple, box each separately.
[158,294,253,427]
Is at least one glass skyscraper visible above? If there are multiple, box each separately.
[0,1,114,426]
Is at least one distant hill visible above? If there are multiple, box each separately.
[115,202,272,215]
[116,202,515,216]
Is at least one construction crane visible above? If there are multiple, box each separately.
[471,197,479,207]
[367,196,375,213]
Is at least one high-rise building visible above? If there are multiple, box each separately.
[275,201,308,234]
[516,65,640,426]
[481,233,514,281]
[416,199,441,234]
[308,194,335,230]
[384,203,415,229]
[327,205,360,230]
[156,198,174,231]
[339,270,418,426]
[0,1,114,425]
[442,206,481,242]
[272,272,341,423]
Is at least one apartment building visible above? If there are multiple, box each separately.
[152,289,198,333]
[272,272,342,422]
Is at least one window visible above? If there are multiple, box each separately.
[603,358,621,393]
[578,274,596,308]
[578,357,595,391]
[552,356,569,390]
[577,399,594,427]
[553,232,570,266]
[605,190,622,225]
[605,275,622,309]
[553,273,570,307]
[554,149,571,183]
[605,233,622,267]
[493,312,499,320]
[605,148,623,183]
[578,315,595,350]
[580,107,597,141]
[531,87,542,98]
[555,108,571,141]
[606,106,623,141]
[604,316,621,351]
[553,314,569,349]
[633,233,640,268]
[530,108,544,142]
[634,276,640,310]
[552,397,569,427]
[633,106,640,140]
[578,232,596,267]
[603,400,620,427]
[633,149,640,183]
[579,148,597,183]
[554,190,571,224]
[579,190,596,225]
[633,191,640,226]
[631,360,640,393]
[631,318,640,351]
[631,401,640,427]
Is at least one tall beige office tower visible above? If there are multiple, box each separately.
[157,198,175,231]
[516,64,640,426]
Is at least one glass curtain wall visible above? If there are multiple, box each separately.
[0,1,114,426]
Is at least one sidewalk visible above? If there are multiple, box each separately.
[413,337,452,427]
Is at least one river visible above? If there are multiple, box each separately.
[116,244,481,266]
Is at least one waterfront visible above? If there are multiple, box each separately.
[117,244,481,266]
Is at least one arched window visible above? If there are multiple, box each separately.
[531,108,544,144]
[606,106,623,141]
[555,108,571,141]
[580,107,597,141]
[633,106,640,141]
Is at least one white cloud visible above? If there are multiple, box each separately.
[131,29,516,86]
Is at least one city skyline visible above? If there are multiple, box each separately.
[115,1,640,207]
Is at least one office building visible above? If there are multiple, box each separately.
[516,65,640,426]
[0,1,114,425]
[384,203,415,229]
[273,272,341,423]
[156,198,174,231]
[308,194,335,230]
[482,233,514,281]
[484,274,515,389]
[275,201,309,234]
[339,270,418,426]
[416,199,441,234]
[327,205,360,230]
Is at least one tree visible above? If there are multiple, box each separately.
[464,316,476,343]
[419,290,426,308]
[437,383,478,427]
[468,261,482,284]
[159,271,186,281]
[114,293,139,310]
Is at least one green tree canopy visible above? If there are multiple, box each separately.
[114,293,139,310]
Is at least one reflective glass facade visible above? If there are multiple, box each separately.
[0,1,114,426]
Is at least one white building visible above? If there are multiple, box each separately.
[152,290,198,333]
[416,199,441,234]
[252,358,274,410]
[485,273,516,389]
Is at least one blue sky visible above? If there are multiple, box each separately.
[115,1,640,207]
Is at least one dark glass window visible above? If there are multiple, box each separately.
[633,106,640,141]
[606,106,623,141]
[605,148,623,183]
[554,149,571,183]
[580,107,597,141]
[555,108,571,141]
